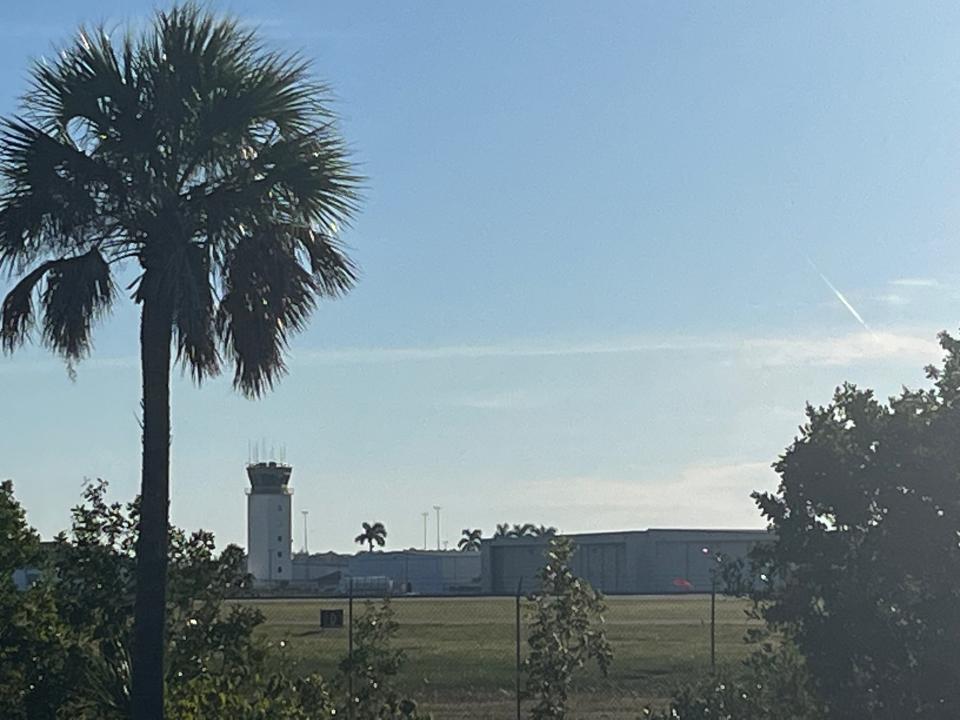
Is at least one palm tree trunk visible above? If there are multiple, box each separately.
[131,295,173,720]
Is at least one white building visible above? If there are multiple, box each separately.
[246,461,293,582]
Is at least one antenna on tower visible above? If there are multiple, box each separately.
[301,510,309,554]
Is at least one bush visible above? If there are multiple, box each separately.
[524,535,612,720]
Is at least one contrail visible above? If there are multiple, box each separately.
[806,256,878,339]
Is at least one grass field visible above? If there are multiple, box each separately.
[234,595,762,719]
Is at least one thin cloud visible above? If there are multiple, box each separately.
[743,331,939,368]
[294,330,940,368]
[1,329,944,376]
[295,337,726,365]
[508,460,778,531]
[874,294,910,307]
[443,389,544,410]
[890,278,939,288]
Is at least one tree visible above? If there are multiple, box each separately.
[355,522,387,552]
[644,644,823,720]
[0,480,75,720]
[525,535,612,720]
[493,523,510,538]
[337,600,427,719]
[0,5,360,717]
[531,525,557,537]
[0,479,337,720]
[457,528,482,552]
[509,523,536,537]
[746,331,960,719]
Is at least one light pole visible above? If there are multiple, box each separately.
[433,505,442,550]
[421,512,429,551]
[301,510,309,554]
[701,547,724,674]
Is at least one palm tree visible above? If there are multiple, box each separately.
[0,6,359,718]
[458,528,482,552]
[531,525,558,537]
[354,522,387,552]
[493,523,510,538]
[509,523,536,538]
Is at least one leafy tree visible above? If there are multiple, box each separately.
[0,5,360,716]
[493,523,510,538]
[0,480,76,720]
[355,521,387,552]
[745,331,960,719]
[0,479,336,720]
[457,528,482,552]
[525,536,612,720]
[643,644,823,720]
[337,599,428,719]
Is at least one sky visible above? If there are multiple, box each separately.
[2,1,960,553]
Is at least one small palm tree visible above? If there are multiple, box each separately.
[510,523,536,538]
[0,6,359,717]
[355,522,387,552]
[532,525,558,537]
[493,523,510,538]
[458,528,482,552]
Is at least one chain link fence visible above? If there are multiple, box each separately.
[230,590,761,719]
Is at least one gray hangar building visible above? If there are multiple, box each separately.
[480,528,769,595]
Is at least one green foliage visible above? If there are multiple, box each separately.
[457,528,482,552]
[644,644,823,720]
[525,536,612,720]
[338,599,429,719]
[744,331,960,718]
[0,1,361,395]
[0,480,78,720]
[355,521,388,552]
[166,671,335,720]
[0,480,337,719]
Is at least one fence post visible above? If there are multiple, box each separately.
[710,574,716,674]
[516,577,523,720]
[348,577,354,719]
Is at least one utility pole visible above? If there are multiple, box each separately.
[433,505,442,550]
[421,512,429,551]
[301,510,309,554]
[702,546,722,674]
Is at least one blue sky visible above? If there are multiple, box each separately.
[2,1,960,552]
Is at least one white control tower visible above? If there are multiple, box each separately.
[246,461,293,582]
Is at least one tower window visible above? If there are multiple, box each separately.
[278,535,282,542]
[277,566,282,574]
[277,551,282,558]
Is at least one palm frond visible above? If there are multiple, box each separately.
[1,249,113,359]
[0,119,121,271]
[165,242,220,381]
[40,249,115,359]
[1,260,56,350]
[215,230,318,397]
[26,24,132,137]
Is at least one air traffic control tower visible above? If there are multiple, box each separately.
[246,461,293,582]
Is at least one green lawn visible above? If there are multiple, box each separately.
[233,595,761,719]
